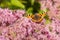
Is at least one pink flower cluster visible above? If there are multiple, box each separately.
[0,8,25,27]
[0,8,60,40]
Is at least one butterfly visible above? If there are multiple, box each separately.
[27,13,46,23]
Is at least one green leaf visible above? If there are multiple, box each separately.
[0,1,11,8]
[9,5,22,10]
[30,0,35,5]
[38,10,45,14]
[38,8,49,14]
[45,19,51,24]
[44,14,49,20]
[44,15,51,24]
[19,0,27,4]
[26,7,33,14]
[11,0,25,9]
[43,8,49,13]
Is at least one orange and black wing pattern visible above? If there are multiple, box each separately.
[26,13,46,23]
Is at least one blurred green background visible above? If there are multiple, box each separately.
[0,0,42,14]
[0,0,40,12]
[0,0,26,9]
